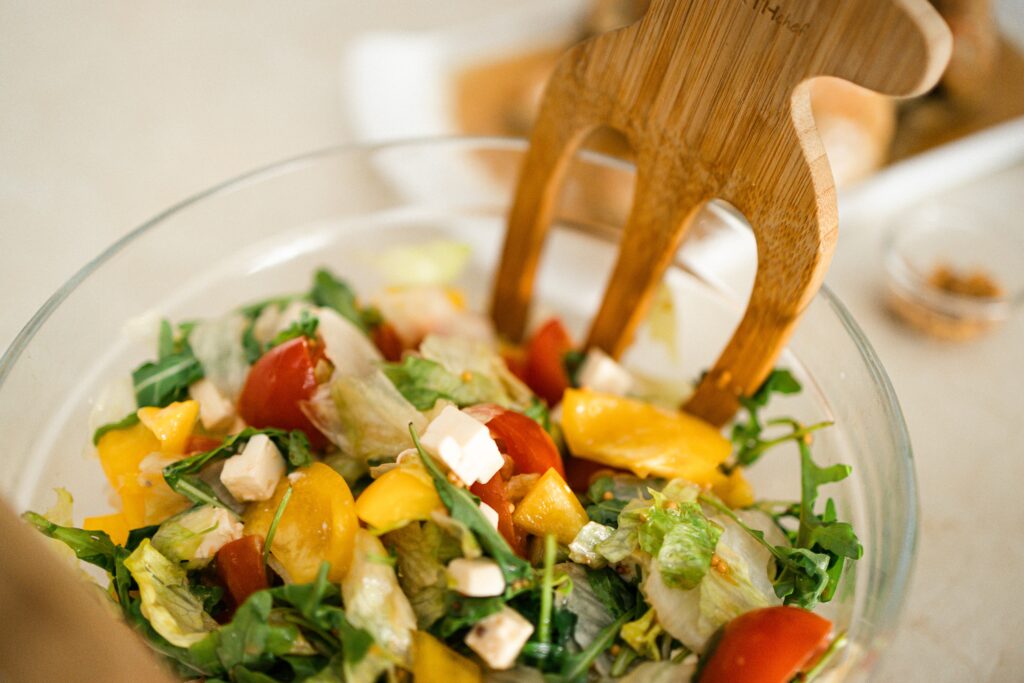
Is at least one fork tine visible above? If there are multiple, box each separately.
[586,153,710,358]
[490,64,595,343]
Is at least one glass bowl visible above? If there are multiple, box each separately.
[0,137,914,681]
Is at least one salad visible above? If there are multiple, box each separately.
[25,253,861,682]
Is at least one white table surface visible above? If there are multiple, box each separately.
[2,3,1022,681]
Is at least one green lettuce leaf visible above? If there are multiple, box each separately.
[381,355,495,410]
[340,530,417,664]
[124,539,217,648]
[372,240,470,287]
[384,522,458,629]
[636,492,722,590]
[310,269,375,334]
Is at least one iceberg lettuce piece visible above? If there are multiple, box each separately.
[373,240,471,287]
[151,505,243,569]
[188,313,250,399]
[124,539,217,647]
[641,511,781,654]
[331,369,427,461]
[419,335,534,410]
[340,529,417,665]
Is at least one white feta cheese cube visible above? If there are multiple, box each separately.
[194,507,244,561]
[447,558,506,597]
[478,502,500,530]
[465,607,534,670]
[188,378,237,431]
[577,348,634,396]
[420,405,504,485]
[220,434,286,501]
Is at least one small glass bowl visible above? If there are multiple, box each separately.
[883,203,1024,340]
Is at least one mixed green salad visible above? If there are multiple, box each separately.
[25,246,861,682]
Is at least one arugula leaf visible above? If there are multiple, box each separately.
[382,356,493,410]
[132,319,206,408]
[241,321,265,365]
[435,594,505,638]
[92,412,141,445]
[584,476,651,527]
[730,369,802,467]
[158,319,176,360]
[620,607,663,660]
[700,436,861,609]
[563,349,586,387]
[162,428,313,507]
[522,397,551,431]
[584,567,636,619]
[206,592,297,671]
[409,424,533,592]
[22,512,120,573]
[560,610,634,682]
[268,310,319,349]
[310,269,371,334]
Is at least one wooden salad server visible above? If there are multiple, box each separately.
[491,0,951,425]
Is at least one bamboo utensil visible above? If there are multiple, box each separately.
[491,0,951,425]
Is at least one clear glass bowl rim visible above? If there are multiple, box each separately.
[0,135,917,669]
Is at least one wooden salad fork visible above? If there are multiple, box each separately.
[491,0,951,426]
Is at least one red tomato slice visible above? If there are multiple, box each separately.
[371,322,405,362]
[471,475,526,557]
[238,336,328,449]
[485,409,564,478]
[524,319,573,406]
[185,435,223,455]
[501,346,529,384]
[563,454,628,493]
[698,606,833,683]
[215,535,269,608]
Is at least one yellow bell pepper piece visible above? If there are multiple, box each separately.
[245,462,358,583]
[83,512,130,546]
[355,466,441,530]
[512,468,589,545]
[96,422,160,493]
[713,468,755,509]
[137,400,199,455]
[413,631,481,683]
[561,388,731,486]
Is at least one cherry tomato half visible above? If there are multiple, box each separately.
[371,322,405,362]
[524,318,573,406]
[238,336,327,449]
[485,409,564,478]
[215,535,269,608]
[470,475,526,557]
[698,606,833,683]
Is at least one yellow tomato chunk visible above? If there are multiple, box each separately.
[244,462,357,583]
[137,400,199,455]
[96,422,160,493]
[561,388,730,486]
[413,631,481,683]
[83,512,130,546]
[355,467,441,530]
[512,468,588,545]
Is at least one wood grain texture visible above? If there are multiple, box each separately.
[491,0,951,425]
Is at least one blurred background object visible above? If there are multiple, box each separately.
[362,0,1023,187]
